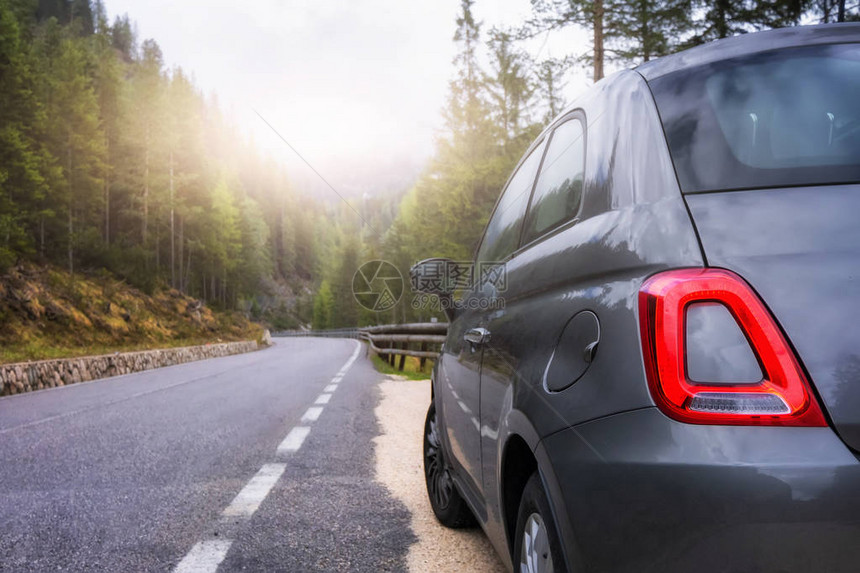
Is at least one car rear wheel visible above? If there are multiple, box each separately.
[514,472,564,573]
[423,400,475,528]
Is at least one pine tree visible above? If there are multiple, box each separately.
[0,0,53,268]
[485,28,536,147]
[612,0,692,62]
[130,38,165,257]
[235,195,271,298]
[92,0,123,246]
[812,0,860,22]
[687,0,810,45]
[312,280,334,330]
[110,13,135,61]
[446,0,493,160]
[35,20,105,276]
[205,174,241,305]
[331,241,359,328]
[535,57,570,124]
[527,0,695,79]
[526,0,616,81]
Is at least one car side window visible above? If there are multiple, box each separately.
[523,118,585,244]
[476,140,546,264]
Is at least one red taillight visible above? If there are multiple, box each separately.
[639,268,827,426]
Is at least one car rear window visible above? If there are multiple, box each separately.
[476,140,545,263]
[523,117,585,244]
[649,43,860,193]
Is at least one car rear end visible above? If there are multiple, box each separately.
[541,27,860,572]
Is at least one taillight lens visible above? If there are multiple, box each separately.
[639,268,826,426]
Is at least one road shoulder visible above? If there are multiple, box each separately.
[373,375,506,573]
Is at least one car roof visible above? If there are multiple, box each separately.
[637,22,860,80]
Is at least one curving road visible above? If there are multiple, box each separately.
[0,338,415,572]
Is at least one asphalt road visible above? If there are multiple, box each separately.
[0,338,415,572]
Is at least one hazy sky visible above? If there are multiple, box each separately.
[102,1,591,195]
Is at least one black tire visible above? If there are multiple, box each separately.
[513,472,566,573]
[423,400,476,528]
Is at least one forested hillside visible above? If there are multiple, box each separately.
[0,0,326,329]
[309,0,856,329]
[1,0,856,337]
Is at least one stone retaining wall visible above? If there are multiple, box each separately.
[0,340,260,396]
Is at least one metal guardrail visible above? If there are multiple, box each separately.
[273,323,449,371]
[272,328,360,339]
[360,322,447,371]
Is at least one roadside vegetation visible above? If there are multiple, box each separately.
[308,0,856,329]
[370,351,434,381]
[1,0,856,347]
[0,0,326,331]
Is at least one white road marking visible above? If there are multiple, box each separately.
[175,340,363,572]
[339,340,361,373]
[277,426,311,453]
[301,406,324,422]
[173,539,233,573]
[222,463,286,518]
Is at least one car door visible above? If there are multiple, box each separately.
[479,115,588,502]
[439,139,546,504]
[437,292,486,503]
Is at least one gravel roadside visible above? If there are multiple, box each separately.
[374,376,507,573]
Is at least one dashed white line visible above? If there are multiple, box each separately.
[174,340,362,572]
[338,340,361,373]
[173,539,233,573]
[301,406,324,422]
[222,463,286,518]
[277,426,311,454]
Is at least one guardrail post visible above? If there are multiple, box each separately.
[419,341,427,370]
[398,343,406,371]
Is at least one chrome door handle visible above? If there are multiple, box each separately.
[464,327,491,345]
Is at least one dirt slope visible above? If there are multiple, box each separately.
[0,263,261,363]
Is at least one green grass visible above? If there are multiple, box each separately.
[370,349,434,381]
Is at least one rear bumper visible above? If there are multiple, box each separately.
[537,407,860,573]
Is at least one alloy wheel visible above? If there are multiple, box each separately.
[519,512,554,573]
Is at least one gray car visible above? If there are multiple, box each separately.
[412,23,860,573]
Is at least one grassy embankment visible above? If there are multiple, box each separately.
[370,349,433,381]
[0,263,263,364]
